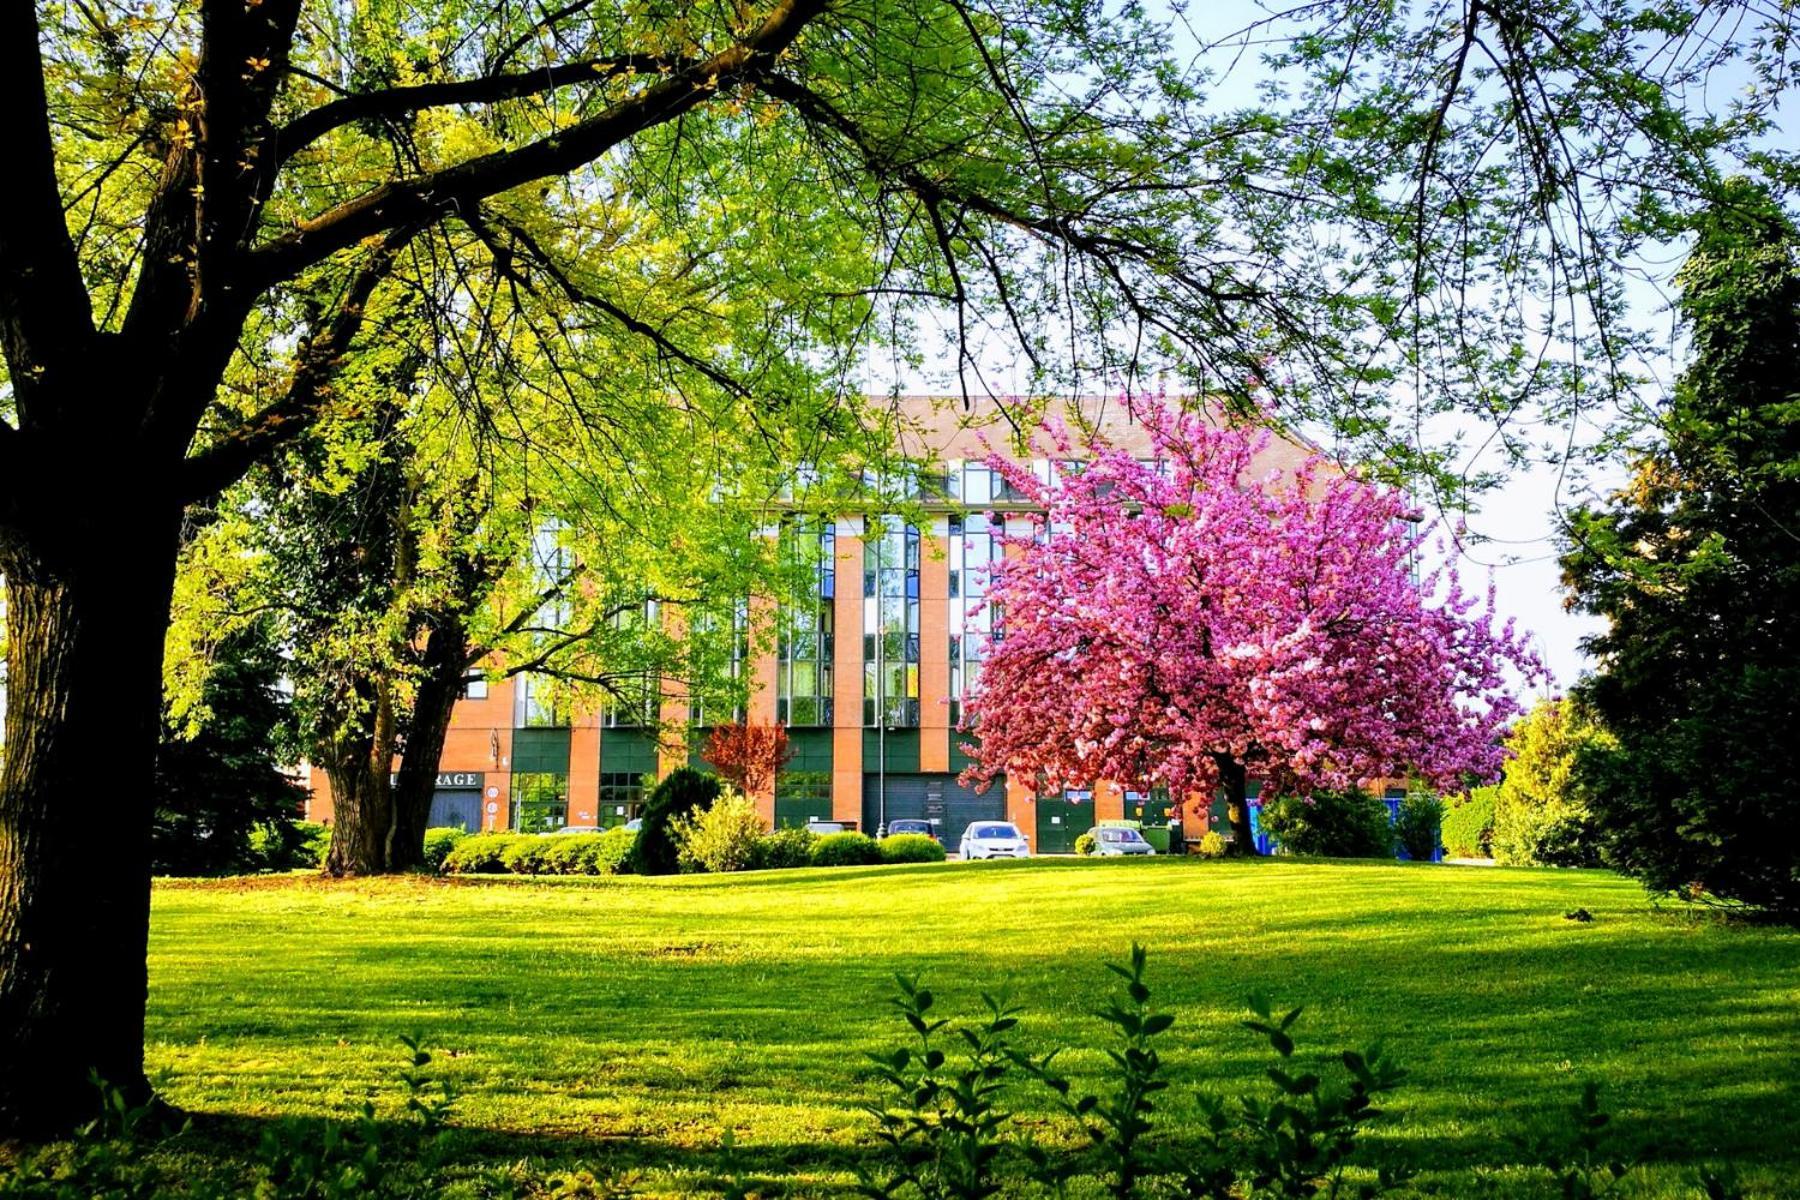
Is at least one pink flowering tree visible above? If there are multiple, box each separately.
[958,398,1541,854]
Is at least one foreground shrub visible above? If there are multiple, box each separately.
[673,789,766,873]
[420,827,468,873]
[1195,830,1228,859]
[540,833,603,875]
[1260,789,1393,858]
[442,833,531,874]
[749,826,817,870]
[1443,786,1497,858]
[810,831,882,867]
[880,833,947,864]
[1074,831,1097,856]
[499,836,556,876]
[249,820,330,871]
[630,767,722,876]
[1393,792,1445,861]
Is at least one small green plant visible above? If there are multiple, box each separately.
[1074,831,1098,856]
[750,826,817,869]
[672,789,766,873]
[1195,831,1228,859]
[857,977,1021,1200]
[812,831,883,867]
[881,833,947,864]
[1510,1082,1645,1200]
[420,827,468,873]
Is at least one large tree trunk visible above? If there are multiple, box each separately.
[322,758,397,876]
[0,504,182,1136]
[389,617,473,870]
[1215,756,1260,857]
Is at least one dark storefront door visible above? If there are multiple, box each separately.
[1035,790,1093,854]
[428,789,482,832]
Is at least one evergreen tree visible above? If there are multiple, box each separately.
[1562,181,1800,918]
[152,623,301,876]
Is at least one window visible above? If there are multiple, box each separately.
[948,513,1003,726]
[511,772,568,832]
[512,673,562,727]
[462,672,488,701]
[777,519,835,726]
[689,599,750,726]
[863,516,920,727]
[598,772,647,826]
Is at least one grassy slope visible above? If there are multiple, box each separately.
[148,859,1800,1196]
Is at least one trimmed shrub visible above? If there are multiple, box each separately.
[1260,790,1394,858]
[1196,830,1228,859]
[442,833,529,874]
[422,827,469,873]
[673,789,766,873]
[588,828,636,875]
[810,831,882,867]
[880,833,947,864]
[541,833,604,875]
[1393,792,1445,861]
[1074,831,1098,856]
[500,836,555,875]
[630,767,722,876]
[749,827,817,870]
[1442,787,1497,858]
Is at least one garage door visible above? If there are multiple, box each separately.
[862,773,1005,847]
[1035,789,1093,854]
[428,789,482,832]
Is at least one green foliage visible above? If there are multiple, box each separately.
[1260,791,1394,858]
[811,832,883,868]
[498,837,555,876]
[540,834,606,876]
[1393,792,1445,861]
[857,978,1020,1200]
[1562,184,1800,918]
[1195,831,1229,860]
[672,790,767,874]
[420,828,467,874]
[1442,788,1497,858]
[151,622,303,877]
[880,834,948,865]
[1074,832,1098,857]
[748,827,818,871]
[249,821,332,872]
[631,769,723,877]
[441,834,532,875]
[1492,700,1608,868]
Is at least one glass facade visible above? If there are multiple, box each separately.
[863,515,920,727]
[511,772,568,832]
[777,519,835,726]
[688,599,749,726]
[602,599,661,727]
[512,672,561,727]
[597,771,646,826]
[948,513,1003,727]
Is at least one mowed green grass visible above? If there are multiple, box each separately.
[148,859,1800,1196]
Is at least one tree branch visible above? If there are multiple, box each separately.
[243,0,827,290]
[0,4,96,418]
[175,228,417,502]
[269,56,686,171]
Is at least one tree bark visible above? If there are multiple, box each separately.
[1215,756,1260,856]
[0,502,182,1136]
[389,617,473,870]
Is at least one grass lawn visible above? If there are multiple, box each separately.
[146,859,1800,1196]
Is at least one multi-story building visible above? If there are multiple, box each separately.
[304,395,1320,852]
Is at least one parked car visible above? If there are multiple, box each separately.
[552,824,600,836]
[960,821,1030,860]
[622,818,642,833]
[806,819,853,834]
[884,818,940,843]
[1091,826,1156,856]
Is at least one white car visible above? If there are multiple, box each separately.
[1091,827,1156,856]
[960,821,1031,860]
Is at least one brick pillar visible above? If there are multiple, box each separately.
[919,515,951,773]
[831,517,864,822]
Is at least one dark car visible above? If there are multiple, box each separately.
[884,818,941,843]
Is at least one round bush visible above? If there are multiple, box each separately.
[630,768,723,876]
[1260,790,1394,858]
[673,790,766,873]
[749,827,817,870]
[422,826,469,873]
[880,833,947,864]
[1196,830,1228,859]
[442,833,529,874]
[1074,831,1098,856]
[810,831,882,867]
